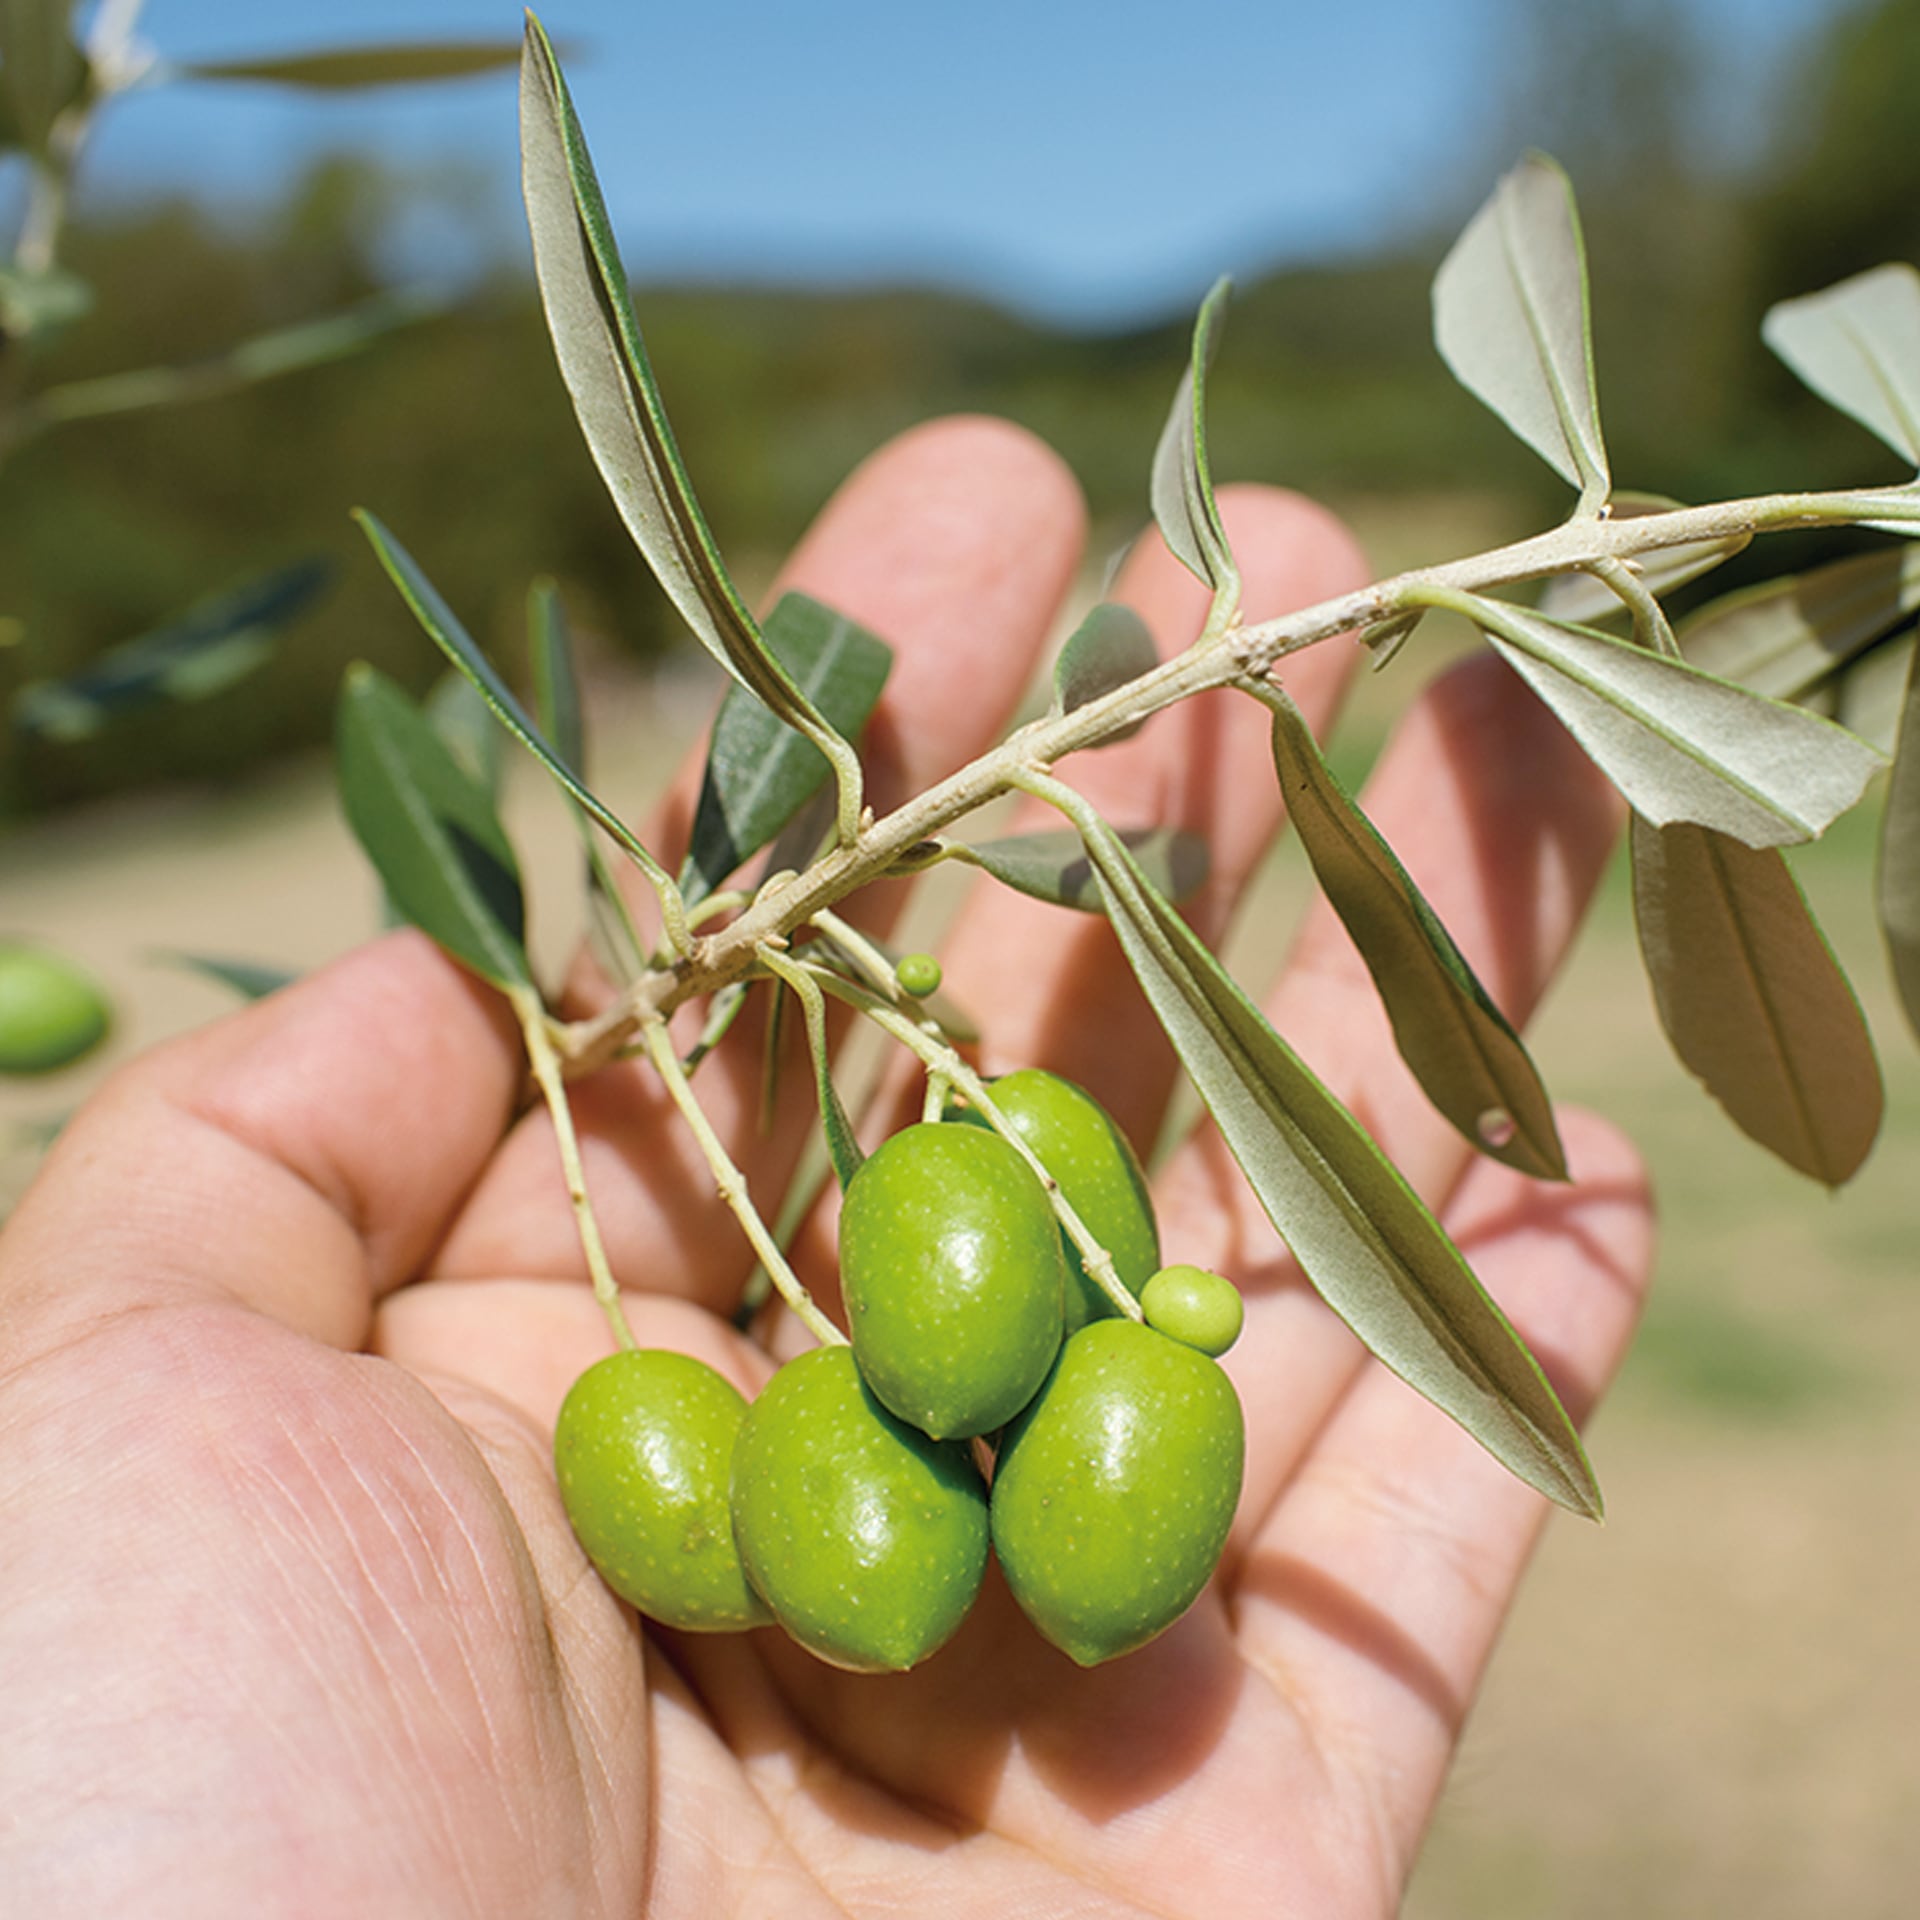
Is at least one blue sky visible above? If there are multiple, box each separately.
[58,0,1859,326]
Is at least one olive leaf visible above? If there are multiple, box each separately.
[1264,683,1565,1180]
[781,967,864,1191]
[1432,152,1609,508]
[1764,264,1920,467]
[1879,641,1920,1044]
[336,664,531,992]
[1150,277,1238,611]
[424,670,506,799]
[1537,493,1750,625]
[1677,544,1920,702]
[148,952,298,1002]
[518,16,856,812]
[1052,602,1159,737]
[354,509,676,903]
[1057,799,1599,1518]
[959,826,1209,912]
[680,592,893,907]
[1447,592,1884,847]
[179,42,524,90]
[9,558,331,742]
[1632,816,1881,1186]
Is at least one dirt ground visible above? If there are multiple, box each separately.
[4,640,1918,1917]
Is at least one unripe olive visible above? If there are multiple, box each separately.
[554,1348,770,1632]
[1141,1264,1244,1357]
[730,1345,988,1672]
[840,1121,1064,1439]
[894,951,942,998]
[953,1068,1159,1334]
[0,943,111,1076]
[991,1319,1244,1667]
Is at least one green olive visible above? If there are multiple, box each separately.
[991,1319,1244,1667]
[1141,1264,1244,1357]
[554,1348,770,1632]
[840,1121,1064,1439]
[0,943,111,1077]
[894,951,943,998]
[952,1068,1159,1333]
[730,1345,989,1672]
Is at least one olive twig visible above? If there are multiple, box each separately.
[511,986,637,1353]
[639,1009,847,1349]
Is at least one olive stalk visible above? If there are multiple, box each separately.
[550,478,1920,1081]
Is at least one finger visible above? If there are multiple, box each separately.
[1154,650,1625,1556]
[0,933,522,1358]
[862,485,1370,1154]
[1229,1109,1654,1871]
[430,417,1089,1307]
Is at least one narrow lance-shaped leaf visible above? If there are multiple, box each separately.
[336,664,531,991]
[680,592,892,906]
[148,952,298,1003]
[1059,800,1599,1517]
[1764,264,1920,467]
[960,826,1209,912]
[782,968,864,1192]
[1811,631,1917,754]
[179,42,524,90]
[1445,592,1884,847]
[1537,493,1750,625]
[354,509,673,896]
[518,16,849,772]
[1632,816,1882,1186]
[10,558,331,742]
[425,671,505,799]
[1052,602,1159,737]
[1150,277,1239,612]
[1677,544,1920,702]
[1433,153,1609,505]
[1879,640,1920,1043]
[1264,683,1566,1179]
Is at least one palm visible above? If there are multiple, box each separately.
[0,419,1651,1917]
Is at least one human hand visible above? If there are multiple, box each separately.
[0,417,1652,1917]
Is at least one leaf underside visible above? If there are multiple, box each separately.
[1149,277,1237,604]
[1763,263,1920,466]
[1879,640,1920,1044]
[965,826,1210,912]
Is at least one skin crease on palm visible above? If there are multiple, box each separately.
[0,416,1653,1918]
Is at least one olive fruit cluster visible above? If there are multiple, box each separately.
[553,1070,1247,1672]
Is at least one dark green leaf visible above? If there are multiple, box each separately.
[1764,264,1920,466]
[1462,595,1883,847]
[9,558,330,742]
[336,664,530,990]
[1150,277,1238,606]
[1537,493,1749,624]
[1071,807,1599,1517]
[1633,815,1881,1185]
[0,0,86,156]
[354,509,670,889]
[528,578,585,773]
[1052,602,1158,736]
[1879,641,1920,1044]
[1433,153,1609,504]
[1677,545,1920,701]
[680,591,892,906]
[518,17,843,760]
[783,971,864,1191]
[180,42,524,90]
[148,952,297,1003]
[1266,686,1565,1179]
[964,827,1209,912]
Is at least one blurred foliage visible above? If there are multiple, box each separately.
[7,0,1920,814]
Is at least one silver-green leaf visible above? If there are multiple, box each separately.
[1051,601,1159,734]
[1632,815,1881,1186]
[1764,264,1920,467]
[518,16,842,767]
[1459,595,1883,847]
[1537,493,1750,625]
[962,826,1209,912]
[1433,153,1609,505]
[1069,806,1600,1517]
[336,663,531,991]
[1879,641,1920,1044]
[1265,684,1565,1179]
[1150,277,1238,610]
[680,592,893,907]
